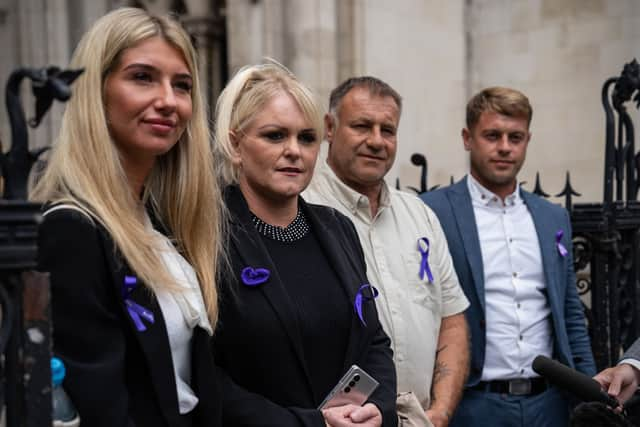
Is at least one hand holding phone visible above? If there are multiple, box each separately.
[318,365,379,410]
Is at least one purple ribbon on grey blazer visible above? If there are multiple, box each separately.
[354,284,379,326]
[555,230,568,257]
[418,237,434,283]
[122,275,155,332]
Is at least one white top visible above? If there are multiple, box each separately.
[150,226,212,414]
[304,161,469,409]
[467,175,553,380]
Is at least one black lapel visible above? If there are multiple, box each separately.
[101,231,182,427]
[300,199,369,372]
[224,186,315,395]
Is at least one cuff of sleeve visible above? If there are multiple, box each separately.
[441,298,470,318]
[619,358,640,372]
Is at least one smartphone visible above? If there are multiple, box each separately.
[318,365,379,410]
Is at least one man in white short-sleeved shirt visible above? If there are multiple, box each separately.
[304,76,469,427]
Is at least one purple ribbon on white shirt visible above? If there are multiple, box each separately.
[354,284,379,326]
[241,266,271,286]
[418,237,434,283]
[555,230,568,258]
[122,275,155,332]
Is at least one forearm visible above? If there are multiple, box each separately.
[428,313,469,425]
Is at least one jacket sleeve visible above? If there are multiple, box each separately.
[561,210,597,376]
[340,214,398,427]
[623,338,640,361]
[38,209,134,427]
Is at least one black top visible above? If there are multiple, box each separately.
[259,229,351,404]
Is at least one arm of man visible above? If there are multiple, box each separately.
[594,338,640,405]
[426,312,470,427]
[594,363,640,405]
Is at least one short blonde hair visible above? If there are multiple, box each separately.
[214,62,323,185]
[466,86,532,130]
[31,7,222,326]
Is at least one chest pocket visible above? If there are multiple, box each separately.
[403,250,442,316]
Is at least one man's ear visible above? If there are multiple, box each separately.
[229,130,242,166]
[324,113,335,146]
[462,128,472,152]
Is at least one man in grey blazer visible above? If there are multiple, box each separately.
[594,339,640,405]
[421,87,595,426]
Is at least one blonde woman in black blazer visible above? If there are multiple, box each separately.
[33,8,223,427]
[212,63,397,426]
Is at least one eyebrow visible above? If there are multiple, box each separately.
[122,63,192,80]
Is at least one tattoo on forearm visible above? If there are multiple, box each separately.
[433,360,452,385]
[435,344,449,356]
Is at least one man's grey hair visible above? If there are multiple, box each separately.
[328,76,403,118]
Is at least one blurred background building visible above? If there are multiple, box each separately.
[0,0,638,203]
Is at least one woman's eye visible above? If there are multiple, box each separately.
[263,131,285,141]
[132,72,152,82]
[174,81,193,93]
[299,132,317,144]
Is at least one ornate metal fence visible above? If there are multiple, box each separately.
[0,67,81,426]
[406,59,640,371]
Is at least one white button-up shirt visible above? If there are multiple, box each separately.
[467,175,553,380]
[304,162,469,408]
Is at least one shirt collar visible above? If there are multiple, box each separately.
[316,160,391,216]
[467,173,521,207]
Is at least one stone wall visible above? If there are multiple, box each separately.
[468,0,640,204]
[0,0,638,206]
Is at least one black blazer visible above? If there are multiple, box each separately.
[214,186,397,427]
[38,207,222,427]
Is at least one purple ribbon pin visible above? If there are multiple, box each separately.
[122,275,155,332]
[555,230,568,257]
[241,267,270,286]
[418,237,434,283]
[354,284,379,326]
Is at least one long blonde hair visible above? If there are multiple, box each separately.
[31,7,222,326]
[214,62,324,185]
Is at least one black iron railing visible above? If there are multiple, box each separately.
[1,66,81,427]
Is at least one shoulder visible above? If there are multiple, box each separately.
[521,190,568,218]
[40,205,99,238]
[38,205,111,269]
[388,187,441,223]
[303,200,354,231]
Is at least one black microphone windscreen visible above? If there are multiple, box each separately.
[532,355,617,406]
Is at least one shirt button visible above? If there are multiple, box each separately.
[519,335,523,341]
[513,272,518,278]
[517,303,521,309]
[520,369,525,374]
[509,238,513,243]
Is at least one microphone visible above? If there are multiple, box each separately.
[532,355,619,408]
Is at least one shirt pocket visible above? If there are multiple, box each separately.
[403,251,442,316]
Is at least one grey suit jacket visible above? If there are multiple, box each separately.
[624,338,640,360]
[421,177,596,385]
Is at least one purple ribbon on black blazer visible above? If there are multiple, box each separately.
[241,267,270,286]
[354,284,379,326]
[122,275,155,332]
[555,230,568,257]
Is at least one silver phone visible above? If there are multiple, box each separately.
[318,365,379,410]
